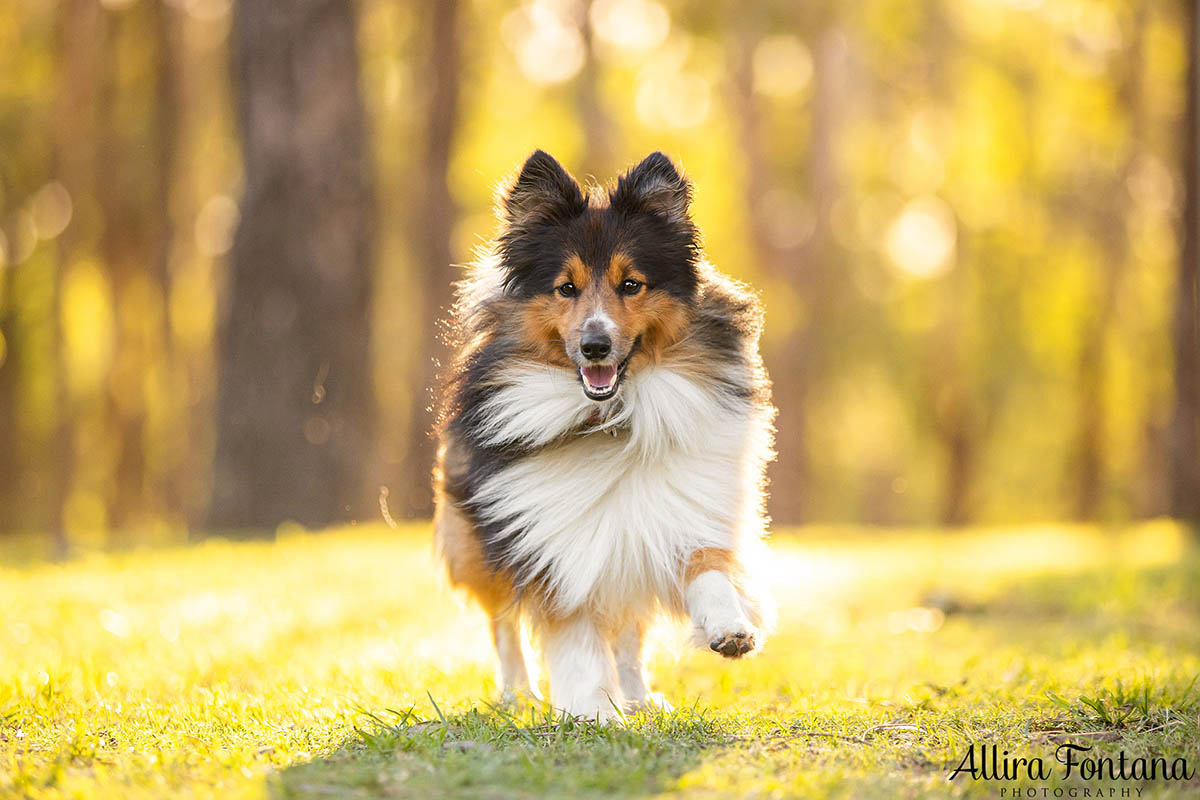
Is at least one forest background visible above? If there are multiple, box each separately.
[1,0,1198,549]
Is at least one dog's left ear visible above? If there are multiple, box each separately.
[610,152,693,225]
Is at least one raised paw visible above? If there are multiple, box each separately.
[709,629,756,658]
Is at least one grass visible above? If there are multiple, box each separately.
[1,521,1198,799]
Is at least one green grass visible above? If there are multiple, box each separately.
[2,522,1198,799]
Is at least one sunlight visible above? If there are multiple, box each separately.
[753,35,813,99]
[1127,155,1175,214]
[502,0,586,86]
[99,609,131,638]
[194,195,239,258]
[886,606,946,634]
[1060,0,1122,55]
[590,0,670,55]
[167,0,232,22]
[30,181,72,241]
[8,210,36,265]
[884,195,957,279]
[62,259,114,394]
[3,524,1196,796]
[635,40,712,130]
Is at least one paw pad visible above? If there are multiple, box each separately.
[709,630,755,658]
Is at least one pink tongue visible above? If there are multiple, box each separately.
[582,364,617,388]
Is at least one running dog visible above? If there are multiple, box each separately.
[433,150,776,722]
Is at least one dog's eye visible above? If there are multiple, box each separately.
[557,282,577,298]
[620,279,643,295]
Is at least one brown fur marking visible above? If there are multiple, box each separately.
[683,548,741,585]
[434,458,516,616]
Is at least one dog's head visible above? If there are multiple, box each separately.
[497,150,700,400]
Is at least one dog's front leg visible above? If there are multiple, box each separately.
[684,548,758,658]
[542,613,623,723]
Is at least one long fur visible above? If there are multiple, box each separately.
[433,151,776,719]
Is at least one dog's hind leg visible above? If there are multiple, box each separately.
[613,619,673,713]
[683,548,760,658]
[434,499,534,700]
[491,614,535,702]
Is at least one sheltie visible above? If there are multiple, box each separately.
[433,150,776,722]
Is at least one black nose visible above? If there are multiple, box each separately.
[580,334,611,361]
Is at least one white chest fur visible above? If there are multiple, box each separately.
[471,361,771,618]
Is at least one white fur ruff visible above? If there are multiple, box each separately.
[471,359,774,622]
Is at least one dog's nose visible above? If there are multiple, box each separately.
[580,334,611,361]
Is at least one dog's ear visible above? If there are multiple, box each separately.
[500,150,586,225]
[610,152,692,225]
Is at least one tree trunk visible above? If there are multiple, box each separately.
[150,0,185,528]
[95,5,150,539]
[576,0,614,180]
[930,225,975,527]
[918,0,977,527]
[46,0,103,553]
[209,0,376,533]
[400,0,461,518]
[729,14,812,524]
[0,263,19,535]
[937,385,975,526]
[1169,0,1200,522]
[746,22,844,524]
[1072,4,1146,521]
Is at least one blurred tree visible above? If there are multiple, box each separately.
[1170,0,1200,522]
[0,1,55,538]
[47,0,104,554]
[1,0,1196,539]
[0,253,17,533]
[925,0,977,526]
[401,0,462,517]
[576,0,615,179]
[727,6,818,523]
[930,269,978,527]
[96,5,153,536]
[151,0,183,520]
[1072,4,1147,520]
[209,0,376,532]
[769,18,846,524]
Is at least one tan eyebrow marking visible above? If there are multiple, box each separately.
[606,252,645,286]
[560,253,591,288]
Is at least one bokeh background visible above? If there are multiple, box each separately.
[1,0,1198,551]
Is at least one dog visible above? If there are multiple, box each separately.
[432,150,776,722]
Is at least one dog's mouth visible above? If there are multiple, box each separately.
[580,364,619,400]
[578,347,636,401]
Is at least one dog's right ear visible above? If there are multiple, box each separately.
[500,150,586,225]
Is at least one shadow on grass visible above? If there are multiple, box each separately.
[271,702,728,800]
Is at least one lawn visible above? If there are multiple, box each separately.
[1,522,1197,799]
